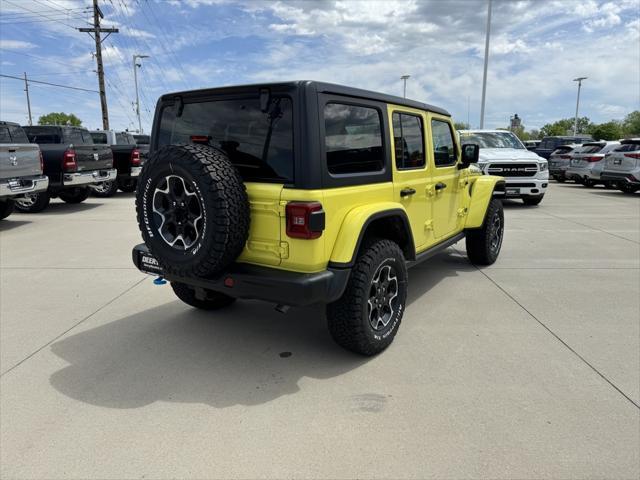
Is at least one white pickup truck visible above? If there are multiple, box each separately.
[0,121,49,219]
[458,129,549,205]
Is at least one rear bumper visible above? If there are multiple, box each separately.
[600,171,640,185]
[63,168,117,187]
[0,174,49,198]
[131,243,351,306]
[129,166,142,177]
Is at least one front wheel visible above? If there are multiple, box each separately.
[59,187,90,204]
[91,180,118,197]
[0,199,14,220]
[14,191,50,213]
[465,198,504,265]
[522,194,544,206]
[171,282,236,310]
[619,184,640,194]
[327,239,408,356]
[555,175,566,183]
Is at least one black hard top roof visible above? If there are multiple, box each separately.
[0,120,20,127]
[160,80,451,117]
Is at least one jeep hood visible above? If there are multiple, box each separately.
[478,148,544,163]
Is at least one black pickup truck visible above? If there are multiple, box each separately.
[18,125,115,212]
[89,130,141,196]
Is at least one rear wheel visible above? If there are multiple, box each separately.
[59,187,90,204]
[619,184,640,194]
[171,282,236,310]
[14,191,50,213]
[465,198,504,265]
[0,199,14,220]
[91,180,118,197]
[118,178,137,193]
[554,175,566,183]
[327,239,407,356]
[522,194,544,206]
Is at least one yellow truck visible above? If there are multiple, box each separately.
[132,81,505,355]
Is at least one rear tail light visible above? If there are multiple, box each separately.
[39,150,43,173]
[286,201,324,239]
[190,135,210,144]
[62,149,77,172]
[559,154,571,159]
[624,153,640,159]
[131,148,141,166]
[584,156,602,162]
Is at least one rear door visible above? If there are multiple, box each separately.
[606,142,640,171]
[427,114,463,239]
[64,128,112,171]
[388,106,429,250]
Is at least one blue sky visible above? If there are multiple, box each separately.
[0,0,638,133]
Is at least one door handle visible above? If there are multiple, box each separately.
[435,182,447,191]
[400,188,416,197]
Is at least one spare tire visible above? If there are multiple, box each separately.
[136,144,250,278]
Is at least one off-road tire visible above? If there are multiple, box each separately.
[327,239,408,356]
[59,187,90,204]
[14,191,50,213]
[136,144,250,278]
[118,178,137,193]
[91,180,118,197]
[522,194,544,206]
[0,199,14,220]
[465,198,504,265]
[171,281,236,310]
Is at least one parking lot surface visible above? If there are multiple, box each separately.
[1,184,638,479]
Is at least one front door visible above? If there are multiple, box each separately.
[389,106,429,251]
[428,116,462,239]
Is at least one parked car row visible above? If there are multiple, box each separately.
[0,121,147,220]
[547,137,640,193]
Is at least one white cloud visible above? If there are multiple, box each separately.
[0,39,37,50]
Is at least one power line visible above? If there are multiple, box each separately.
[0,7,88,19]
[0,48,82,68]
[0,73,99,93]
[2,0,80,29]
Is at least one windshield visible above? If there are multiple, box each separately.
[459,131,524,149]
[157,96,294,182]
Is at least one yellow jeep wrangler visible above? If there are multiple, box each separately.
[133,81,505,355]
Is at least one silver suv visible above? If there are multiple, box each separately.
[549,144,581,182]
[600,139,640,194]
[566,141,620,187]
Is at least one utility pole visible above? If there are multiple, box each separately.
[78,0,118,130]
[401,74,410,98]
[480,0,493,129]
[23,72,32,126]
[133,54,149,134]
[573,77,587,135]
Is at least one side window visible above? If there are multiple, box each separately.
[392,113,425,170]
[324,103,384,175]
[430,119,457,167]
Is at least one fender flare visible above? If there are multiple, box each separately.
[466,176,505,229]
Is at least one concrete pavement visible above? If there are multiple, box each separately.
[1,184,638,479]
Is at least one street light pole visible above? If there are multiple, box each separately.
[133,54,149,134]
[573,77,587,136]
[400,74,410,98]
[480,0,492,129]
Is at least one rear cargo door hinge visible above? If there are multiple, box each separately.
[424,220,434,231]
[246,240,289,259]
[457,207,468,217]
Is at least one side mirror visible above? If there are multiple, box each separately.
[460,143,479,167]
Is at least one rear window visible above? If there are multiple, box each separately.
[116,132,135,144]
[24,127,62,144]
[540,138,564,149]
[0,124,29,144]
[91,132,108,144]
[64,128,92,145]
[615,143,640,152]
[576,145,603,154]
[553,145,574,154]
[134,135,150,144]
[324,103,384,175]
[158,96,294,182]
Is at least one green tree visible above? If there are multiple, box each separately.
[588,121,623,141]
[37,112,82,126]
[454,121,470,130]
[622,111,640,136]
[540,117,591,136]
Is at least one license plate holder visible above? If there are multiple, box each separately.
[614,159,622,165]
[138,250,163,275]
[506,188,520,196]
